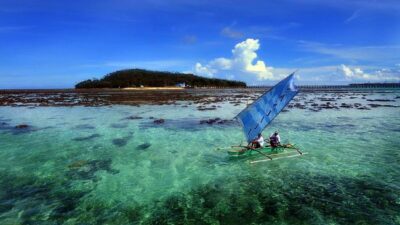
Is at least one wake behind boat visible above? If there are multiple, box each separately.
[229,72,305,163]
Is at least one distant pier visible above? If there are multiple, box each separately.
[248,83,400,90]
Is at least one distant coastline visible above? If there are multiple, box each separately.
[122,87,185,90]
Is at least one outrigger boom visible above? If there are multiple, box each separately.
[228,144,305,163]
[250,152,308,164]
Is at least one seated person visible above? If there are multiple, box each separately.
[269,131,281,147]
[249,133,264,149]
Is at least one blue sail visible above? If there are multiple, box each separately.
[235,73,299,143]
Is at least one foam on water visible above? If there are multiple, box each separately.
[0,90,399,224]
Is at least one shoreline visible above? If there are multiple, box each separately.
[122,87,185,90]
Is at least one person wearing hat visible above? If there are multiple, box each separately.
[269,131,281,147]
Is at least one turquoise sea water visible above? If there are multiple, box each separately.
[0,90,399,224]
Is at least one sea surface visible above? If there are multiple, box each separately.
[0,89,399,225]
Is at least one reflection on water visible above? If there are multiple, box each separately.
[0,90,399,224]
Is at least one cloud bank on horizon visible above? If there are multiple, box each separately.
[195,38,400,85]
[0,0,399,88]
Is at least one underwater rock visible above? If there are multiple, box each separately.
[67,158,119,181]
[11,124,40,135]
[153,119,165,124]
[74,124,95,129]
[295,124,315,131]
[72,134,101,141]
[323,123,356,129]
[366,99,395,102]
[125,115,143,120]
[15,124,29,129]
[199,118,233,125]
[357,106,371,110]
[0,171,90,224]
[136,143,151,150]
[197,105,217,111]
[340,103,353,108]
[80,117,93,121]
[140,118,233,131]
[368,104,398,108]
[319,97,336,101]
[112,138,129,147]
[68,160,88,169]
[293,103,306,109]
[112,134,133,147]
[200,118,220,125]
[110,123,128,128]
[229,101,242,106]
[319,103,338,109]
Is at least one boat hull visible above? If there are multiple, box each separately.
[227,144,299,157]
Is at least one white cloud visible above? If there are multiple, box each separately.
[194,38,277,82]
[212,58,232,70]
[339,64,372,79]
[194,62,215,77]
[271,64,400,84]
[338,64,400,81]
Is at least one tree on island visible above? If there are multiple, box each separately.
[75,69,246,88]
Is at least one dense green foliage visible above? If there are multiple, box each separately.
[75,69,246,88]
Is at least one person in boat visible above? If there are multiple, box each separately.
[249,133,264,149]
[269,131,281,147]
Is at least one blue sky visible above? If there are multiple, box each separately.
[0,0,399,88]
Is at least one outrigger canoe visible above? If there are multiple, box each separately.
[227,144,305,163]
[227,143,301,156]
[230,72,307,162]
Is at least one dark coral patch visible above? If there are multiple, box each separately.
[136,143,151,150]
[124,115,143,120]
[153,119,165,124]
[110,123,128,128]
[67,159,119,181]
[112,134,133,147]
[74,124,96,130]
[72,134,101,141]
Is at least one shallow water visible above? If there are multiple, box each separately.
[0,90,399,224]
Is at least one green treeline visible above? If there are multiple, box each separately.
[75,69,246,88]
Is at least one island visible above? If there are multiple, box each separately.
[75,69,246,89]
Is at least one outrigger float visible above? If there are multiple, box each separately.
[229,72,306,163]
